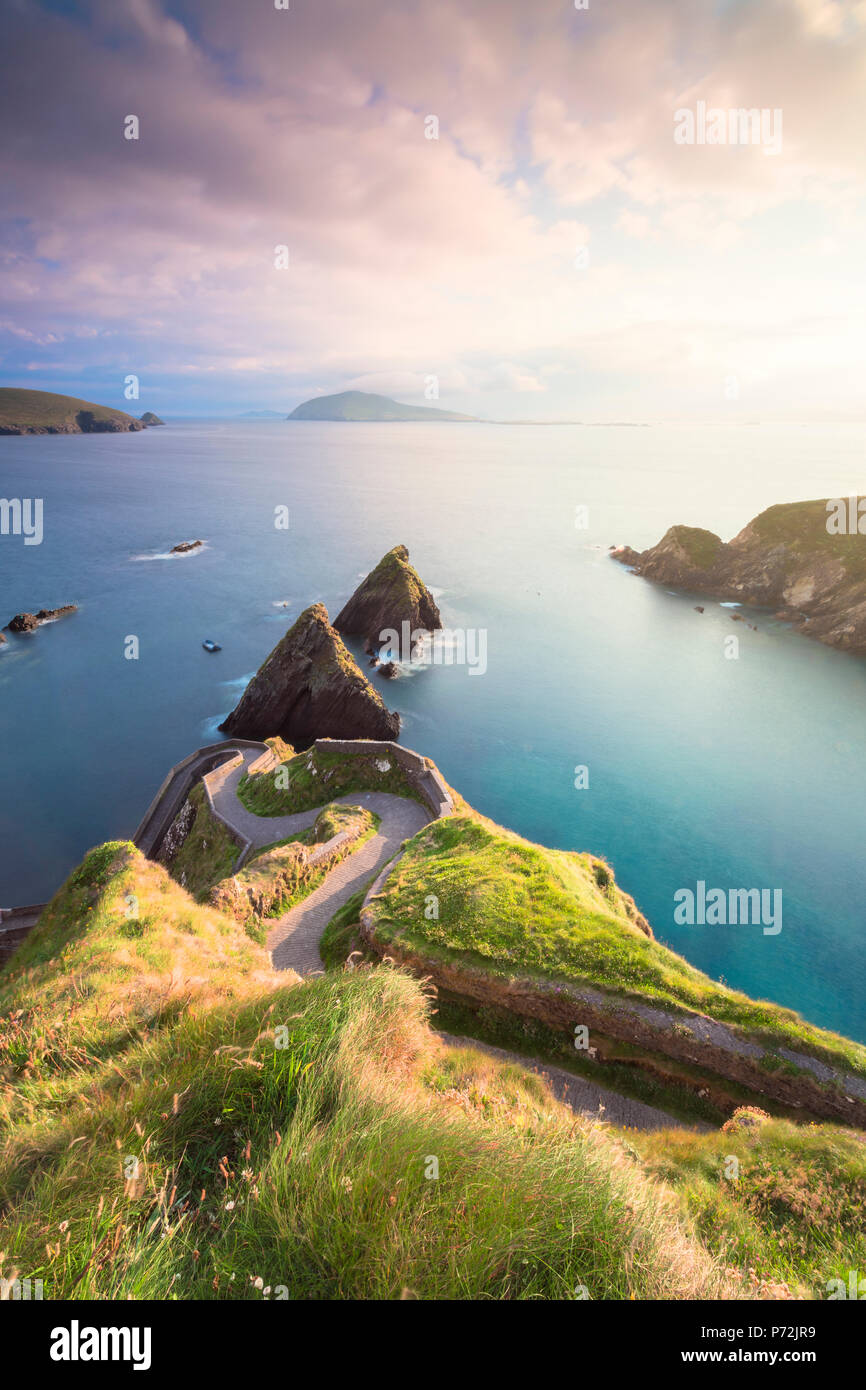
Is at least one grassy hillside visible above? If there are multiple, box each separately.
[750,498,866,580]
[633,1112,866,1300]
[161,785,242,901]
[666,525,724,568]
[365,813,866,1082]
[0,388,145,434]
[0,842,737,1301]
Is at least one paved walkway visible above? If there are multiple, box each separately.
[206,755,705,1128]
[208,751,430,974]
[208,749,319,849]
[267,791,429,974]
[437,1032,710,1133]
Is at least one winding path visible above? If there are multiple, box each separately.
[204,753,703,1130]
[208,750,430,974]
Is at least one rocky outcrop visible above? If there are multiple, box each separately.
[6,605,77,632]
[169,539,203,554]
[613,499,866,655]
[219,604,400,747]
[140,412,165,425]
[335,545,441,650]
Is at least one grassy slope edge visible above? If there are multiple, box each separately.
[364,811,866,1084]
[0,842,735,1301]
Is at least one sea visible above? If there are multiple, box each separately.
[1,418,865,1041]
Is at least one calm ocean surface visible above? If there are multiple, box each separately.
[1,419,865,1040]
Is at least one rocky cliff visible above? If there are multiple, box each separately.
[613,499,866,654]
[219,603,400,746]
[335,544,441,650]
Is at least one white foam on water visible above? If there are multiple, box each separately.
[130,542,209,562]
[219,671,255,690]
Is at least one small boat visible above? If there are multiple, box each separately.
[202,639,222,653]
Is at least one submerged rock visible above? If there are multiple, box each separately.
[169,539,204,554]
[219,602,400,747]
[335,544,441,650]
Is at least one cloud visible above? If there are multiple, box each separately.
[0,0,864,418]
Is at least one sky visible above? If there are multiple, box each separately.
[1,0,865,421]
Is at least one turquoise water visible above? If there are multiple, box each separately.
[1,419,865,1041]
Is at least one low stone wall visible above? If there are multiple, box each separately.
[210,822,364,925]
[1,736,446,967]
[312,739,454,818]
[200,752,252,870]
[133,739,266,859]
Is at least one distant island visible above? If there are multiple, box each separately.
[140,411,165,426]
[0,388,153,435]
[286,390,479,422]
[613,497,866,655]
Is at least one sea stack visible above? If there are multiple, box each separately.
[335,545,441,651]
[219,603,400,746]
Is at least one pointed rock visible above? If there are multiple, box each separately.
[219,603,400,746]
[335,545,441,650]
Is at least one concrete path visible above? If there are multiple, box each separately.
[436,1032,711,1134]
[206,752,430,975]
[206,757,706,1128]
[208,749,320,849]
[266,791,430,974]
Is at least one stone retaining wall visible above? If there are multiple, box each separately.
[133,739,266,859]
[2,736,448,965]
[199,752,252,869]
[312,739,454,818]
[0,905,47,966]
[357,860,866,1129]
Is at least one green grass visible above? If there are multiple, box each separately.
[751,498,866,582]
[433,994,732,1128]
[632,1112,866,1300]
[319,886,372,971]
[667,525,724,569]
[237,745,420,817]
[209,807,378,928]
[0,387,142,433]
[162,785,241,901]
[7,835,863,1303]
[0,844,735,1301]
[0,842,272,1122]
[366,813,866,1082]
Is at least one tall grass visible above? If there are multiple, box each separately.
[0,851,732,1300]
